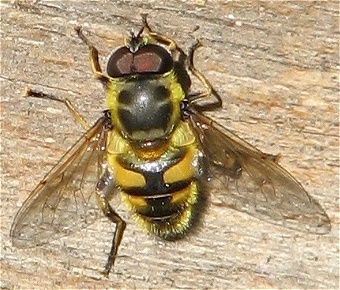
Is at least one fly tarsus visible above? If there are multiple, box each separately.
[101,210,126,277]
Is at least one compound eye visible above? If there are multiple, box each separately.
[107,47,133,77]
[133,44,173,75]
[106,44,173,77]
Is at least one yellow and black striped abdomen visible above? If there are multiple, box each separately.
[107,122,204,239]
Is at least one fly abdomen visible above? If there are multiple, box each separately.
[111,141,203,239]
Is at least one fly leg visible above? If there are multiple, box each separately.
[74,26,109,86]
[141,14,176,50]
[140,14,184,57]
[141,15,222,111]
[96,166,126,277]
[23,87,90,130]
[23,26,108,129]
[187,40,222,111]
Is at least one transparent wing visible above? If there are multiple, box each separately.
[189,111,331,234]
[11,116,110,247]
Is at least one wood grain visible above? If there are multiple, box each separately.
[1,1,339,289]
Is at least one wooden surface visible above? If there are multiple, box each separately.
[1,1,339,289]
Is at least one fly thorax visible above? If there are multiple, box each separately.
[116,77,174,141]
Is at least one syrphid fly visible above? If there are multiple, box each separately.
[11,15,331,276]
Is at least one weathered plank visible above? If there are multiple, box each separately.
[1,1,339,289]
